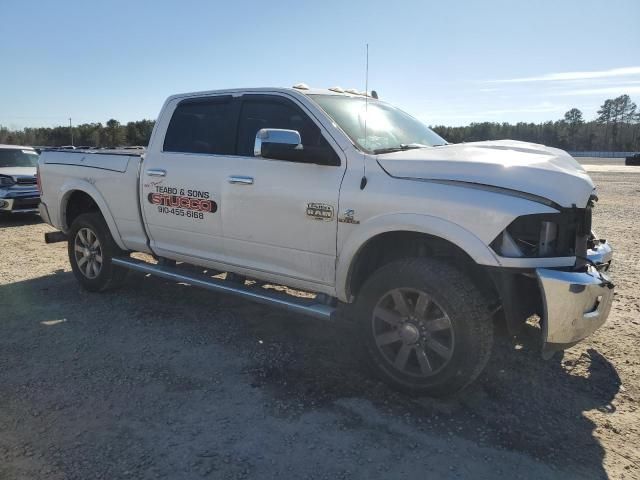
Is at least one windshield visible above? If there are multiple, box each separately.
[309,94,446,154]
[0,149,39,168]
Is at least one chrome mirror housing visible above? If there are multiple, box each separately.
[254,128,302,158]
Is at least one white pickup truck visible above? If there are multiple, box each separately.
[38,85,614,396]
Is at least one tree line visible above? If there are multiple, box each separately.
[0,119,155,148]
[433,94,639,152]
[0,94,638,152]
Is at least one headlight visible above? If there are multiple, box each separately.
[491,208,592,258]
[0,175,15,187]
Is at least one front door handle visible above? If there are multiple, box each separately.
[228,176,254,185]
[146,168,166,177]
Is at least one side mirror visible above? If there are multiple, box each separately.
[254,128,303,161]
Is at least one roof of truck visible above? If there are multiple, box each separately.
[290,84,377,97]
[167,85,378,102]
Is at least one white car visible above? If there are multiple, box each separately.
[37,86,614,396]
[0,145,40,215]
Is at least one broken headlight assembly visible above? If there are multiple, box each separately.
[491,207,593,259]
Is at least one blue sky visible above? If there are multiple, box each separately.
[1,0,639,129]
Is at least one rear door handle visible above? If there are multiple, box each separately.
[146,169,166,177]
[228,176,254,185]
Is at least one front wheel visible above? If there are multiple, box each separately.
[68,212,128,292]
[356,258,494,396]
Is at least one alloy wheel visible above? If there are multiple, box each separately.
[74,227,103,279]
[372,288,455,377]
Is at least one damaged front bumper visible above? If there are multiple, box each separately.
[537,241,614,357]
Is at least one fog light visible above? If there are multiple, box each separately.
[0,200,7,209]
[585,295,603,314]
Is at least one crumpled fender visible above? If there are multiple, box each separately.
[335,212,502,302]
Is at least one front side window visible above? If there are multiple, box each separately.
[0,149,39,168]
[163,97,234,154]
[309,94,447,154]
[236,96,339,165]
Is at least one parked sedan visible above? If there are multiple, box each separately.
[626,153,640,166]
[0,145,40,215]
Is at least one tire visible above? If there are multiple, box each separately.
[355,258,494,397]
[68,212,128,292]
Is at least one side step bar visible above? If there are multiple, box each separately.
[111,257,336,321]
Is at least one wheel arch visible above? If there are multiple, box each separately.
[59,182,127,250]
[336,214,502,303]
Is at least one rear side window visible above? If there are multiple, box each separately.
[163,96,234,154]
[236,96,340,165]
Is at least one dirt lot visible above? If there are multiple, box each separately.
[1,161,638,479]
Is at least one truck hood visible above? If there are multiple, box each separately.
[376,140,594,208]
[0,166,37,178]
[0,166,37,188]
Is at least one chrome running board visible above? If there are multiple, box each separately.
[112,257,336,320]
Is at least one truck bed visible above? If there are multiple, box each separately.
[41,149,143,172]
[39,149,150,253]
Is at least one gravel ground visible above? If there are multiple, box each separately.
[0,161,638,479]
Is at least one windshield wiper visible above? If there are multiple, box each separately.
[373,143,427,154]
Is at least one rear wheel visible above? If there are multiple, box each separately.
[68,212,127,292]
[356,258,494,396]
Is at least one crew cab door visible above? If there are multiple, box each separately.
[221,94,346,288]
[140,95,236,261]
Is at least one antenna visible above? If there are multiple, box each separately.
[360,43,369,190]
